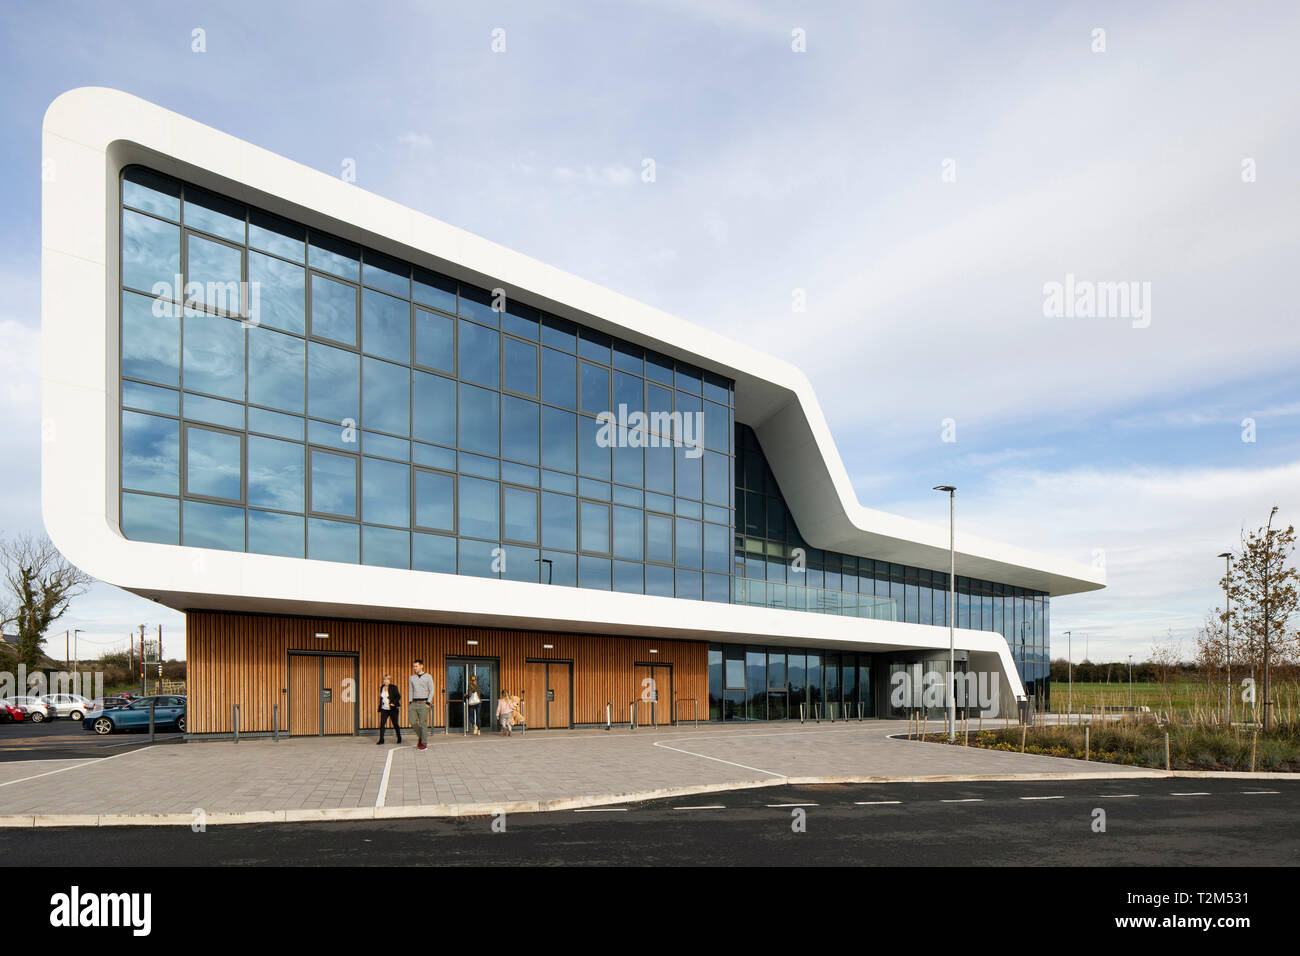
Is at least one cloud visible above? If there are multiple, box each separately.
[397,131,433,150]
[888,458,1300,662]
[551,163,638,186]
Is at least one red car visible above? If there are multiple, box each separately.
[0,703,26,723]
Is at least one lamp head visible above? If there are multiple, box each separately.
[932,485,956,493]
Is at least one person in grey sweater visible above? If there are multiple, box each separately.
[409,660,435,750]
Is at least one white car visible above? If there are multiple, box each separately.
[39,694,94,721]
[1,697,52,722]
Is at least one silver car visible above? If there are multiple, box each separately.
[1,697,52,722]
[39,694,94,721]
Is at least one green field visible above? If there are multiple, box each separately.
[1049,679,1300,718]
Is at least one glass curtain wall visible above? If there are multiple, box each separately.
[117,166,735,600]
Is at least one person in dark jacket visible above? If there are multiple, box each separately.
[377,673,402,744]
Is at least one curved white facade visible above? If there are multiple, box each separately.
[41,87,1105,706]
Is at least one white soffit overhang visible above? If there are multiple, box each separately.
[42,87,1102,621]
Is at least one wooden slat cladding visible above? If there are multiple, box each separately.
[185,611,708,735]
[288,655,319,736]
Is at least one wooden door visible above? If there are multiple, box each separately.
[547,663,571,728]
[289,655,320,737]
[523,662,547,729]
[322,656,355,735]
[634,664,672,726]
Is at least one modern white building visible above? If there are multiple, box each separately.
[41,87,1103,735]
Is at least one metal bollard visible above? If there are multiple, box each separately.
[148,698,156,742]
[800,702,805,724]
[443,689,449,735]
[232,704,239,744]
[605,701,611,732]
[273,704,279,742]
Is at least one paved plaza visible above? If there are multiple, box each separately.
[0,720,1168,825]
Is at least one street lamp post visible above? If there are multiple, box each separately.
[1218,551,1233,725]
[933,486,956,742]
[73,629,84,696]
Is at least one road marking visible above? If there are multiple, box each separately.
[651,740,786,778]
[375,746,396,808]
[1100,794,1140,798]
[766,802,818,808]
[1020,795,1064,800]
[1241,790,1279,795]
[673,805,726,810]
[941,798,983,803]
[1170,792,1211,796]
[0,746,156,789]
[855,800,901,805]
[574,807,629,812]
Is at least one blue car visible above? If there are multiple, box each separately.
[83,695,186,735]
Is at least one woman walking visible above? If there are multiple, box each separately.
[467,674,482,735]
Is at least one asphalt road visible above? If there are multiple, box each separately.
[0,719,183,761]
[3,778,1297,866]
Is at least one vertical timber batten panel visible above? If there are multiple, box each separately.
[185,611,707,735]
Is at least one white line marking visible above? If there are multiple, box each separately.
[0,746,156,790]
[375,746,396,808]
[855,800,901,805]
[651,740,786,778]
[1100,794,1140,798]
[673,805,726,810]
[766,802,817,808]
[941,798,983,803]
[1241,790,1279,795]
[1170,792,1211,796]
[1020,795,1064,800]
[574,808,629,812]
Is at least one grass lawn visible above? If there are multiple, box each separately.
[1048,680,1300,717]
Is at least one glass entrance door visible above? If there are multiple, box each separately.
[447,659,497,733]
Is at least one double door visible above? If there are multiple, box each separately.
[447,659,496,733]
[523,661,572,729]
[634,663,673,726]
[289,653,357,736]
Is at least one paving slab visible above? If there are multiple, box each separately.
[0,720,1166,824]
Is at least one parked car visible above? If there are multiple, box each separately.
[0,697,51,722]
[39,694,94,721]
[83,697,132,717]
[83,695,186,735]
[0,703,25,723]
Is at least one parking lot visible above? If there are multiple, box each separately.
[0,717,183,763]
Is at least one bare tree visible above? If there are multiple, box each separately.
[1221,511,1299,730]
[0,534,93,670]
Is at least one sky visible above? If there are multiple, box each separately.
[2,0,1298,665]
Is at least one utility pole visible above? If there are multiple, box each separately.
[139,625,146,697]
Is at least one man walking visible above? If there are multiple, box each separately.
[409,659,435,751]
[377,672,402,745]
